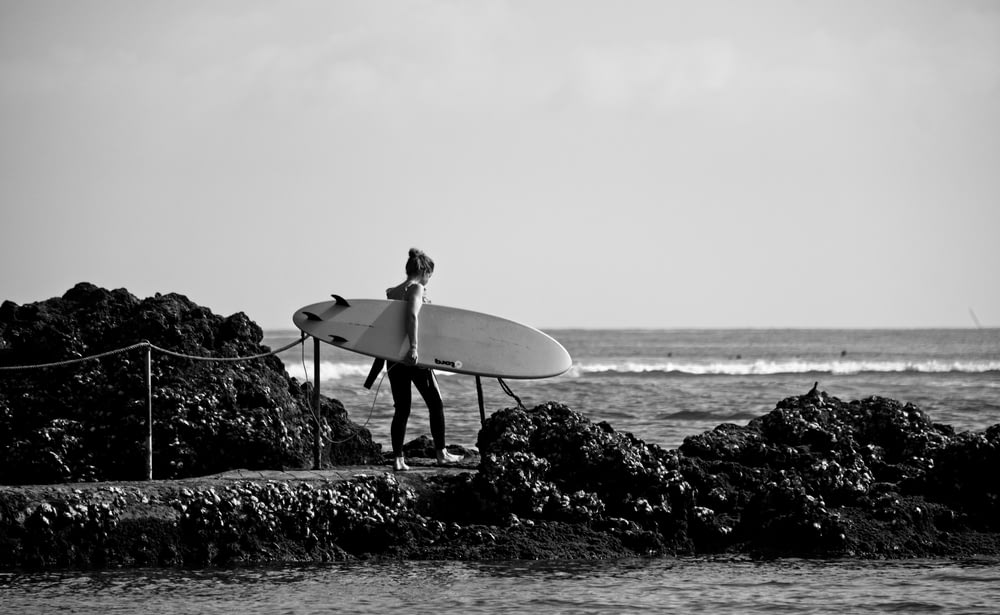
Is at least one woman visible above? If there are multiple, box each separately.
[385,248,462,471]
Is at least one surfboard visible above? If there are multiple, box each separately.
[292,296,572,379]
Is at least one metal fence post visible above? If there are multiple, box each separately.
[313,336,321,470]
[145,342,153,481]
[476,375,486,426]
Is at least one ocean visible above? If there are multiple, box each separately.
[3,558,999,614]
[4,328,998,613]
[267,328,1000,452]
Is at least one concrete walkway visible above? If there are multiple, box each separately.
[201,458,478,486]
[0,460,480,499]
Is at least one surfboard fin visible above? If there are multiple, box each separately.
[331,294,351,307]
[302,311,322,322]
[329,335,348,344]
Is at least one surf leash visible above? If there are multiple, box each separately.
[301,341,379,446]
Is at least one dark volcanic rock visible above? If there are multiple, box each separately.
[679,390,1000,556]
[475,402,695,553]
[0,283,381,484]
[394,434,477,463]
[468,392,1000,558]
[3,301,999,566]
[922,425,1000,529]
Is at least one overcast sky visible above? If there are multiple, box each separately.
[2,0,998,329]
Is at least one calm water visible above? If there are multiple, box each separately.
[3,558,999,614]
[267,328,1000,451]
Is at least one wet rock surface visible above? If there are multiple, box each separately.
[0,283,381,484]
[2,392,998,568]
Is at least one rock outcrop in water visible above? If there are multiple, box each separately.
[0,283,381,484]
[2,394,998,567]
[464,394,1000,558]
[2,284,998,566]
[678,390,1000,557]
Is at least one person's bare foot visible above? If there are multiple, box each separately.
[436,449,462,465]
[393,457,410,472]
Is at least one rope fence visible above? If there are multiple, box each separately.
[0,338,305,370]
[0,342,152,371]
[2,335,527,480]
[0,336,311,480]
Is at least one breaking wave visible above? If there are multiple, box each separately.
[277,358,1000,382]
[281,360,470,382]
[568,360,1000,377]
[283,361,372,382]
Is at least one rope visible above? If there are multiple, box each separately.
[0,334,416,452]
[149,338,304,362]
[0,332,377,473]
[498,377,526,410]
[297,334,373,446]
[0,342,151,371]
[312,360,387,446]
[0,338,305,371]
[326,368,383,445]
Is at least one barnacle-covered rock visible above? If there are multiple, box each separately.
[2,381,1000,565]
[921,425,1000,529]
[170,475,420,563]
[0,283,381,484]
[680,389,999,556]
[8,485,151,567]
[475,402,692,541]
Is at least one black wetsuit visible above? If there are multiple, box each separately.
[386,361,445,456]
[386,282,445,457]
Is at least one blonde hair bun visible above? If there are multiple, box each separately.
[405,248,435,276]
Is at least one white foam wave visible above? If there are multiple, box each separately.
[281,359,468,382]
[567,360,1000,377]
[283,361,372,382]
[278,358,999,381]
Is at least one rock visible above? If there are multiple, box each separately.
[2,388,1000,567]
[922,425,1000,529]
[397,434,474,460]
[679,390,999,556]
[3,294,999,564]
[0,283,381,484]
[474,402,693,550]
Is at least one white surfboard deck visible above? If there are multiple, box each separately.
[292,296,572,379]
